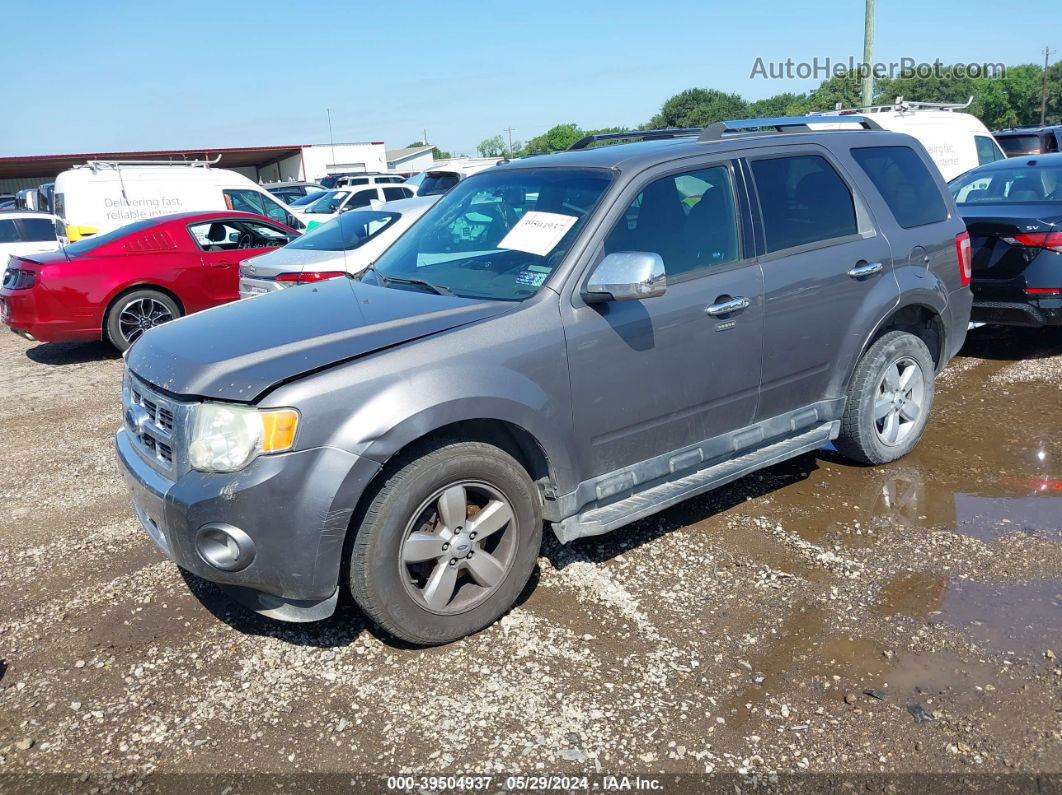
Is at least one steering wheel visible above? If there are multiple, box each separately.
[237,232,254,249]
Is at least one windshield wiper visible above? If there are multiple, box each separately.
[384,275,455,296]
[360,265,453,296]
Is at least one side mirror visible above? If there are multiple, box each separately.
[583,252,667,303]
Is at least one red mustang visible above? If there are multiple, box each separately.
[1,211,297,351]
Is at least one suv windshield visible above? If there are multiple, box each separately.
[364,167,612,301]
[949,164,1062,204]
[286,211,399,251]
[304,190,350,214]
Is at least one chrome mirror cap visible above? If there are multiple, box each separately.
[584,251,667,303]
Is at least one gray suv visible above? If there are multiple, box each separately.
[116,117,973,644]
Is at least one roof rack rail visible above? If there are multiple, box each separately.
[80,156,222,169]
[810,96,974,116]
[698,115,883,141]
[567,128,704,150]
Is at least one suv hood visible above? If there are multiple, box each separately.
[126,277,512,401]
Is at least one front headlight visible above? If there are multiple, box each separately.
[188,403,300,473]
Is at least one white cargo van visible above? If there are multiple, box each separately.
[53,160,306,241]
[811,98,1006,181]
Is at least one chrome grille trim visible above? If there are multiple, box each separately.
[122,369,195,478]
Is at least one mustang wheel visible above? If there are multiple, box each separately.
[106,289,181,352]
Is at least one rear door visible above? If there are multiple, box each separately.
[745,147,897,422]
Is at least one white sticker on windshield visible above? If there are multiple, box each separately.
[498,211,578,257]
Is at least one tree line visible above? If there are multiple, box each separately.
[472,61,1062,157]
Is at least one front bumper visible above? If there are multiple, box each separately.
[116,427,380,621]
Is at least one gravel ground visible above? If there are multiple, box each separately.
[0,325,1060,790]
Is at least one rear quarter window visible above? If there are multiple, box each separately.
[850,146,949,229]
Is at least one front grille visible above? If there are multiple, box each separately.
[123,370,192,475]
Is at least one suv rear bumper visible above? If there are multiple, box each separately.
[116,427,379,621]
[971,298,1062,327]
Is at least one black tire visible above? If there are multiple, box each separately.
[105,289,181,352]
[834,331,935,466]
[348,439,542,645]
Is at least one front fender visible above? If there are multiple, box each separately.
[338,362,577,492]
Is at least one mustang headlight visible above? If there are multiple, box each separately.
[188,403,300,473]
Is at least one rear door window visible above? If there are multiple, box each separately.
[0,219,17,243]
[383,187,412,201]
[850,146,949,229]
[749,154,858,252]
[346,189,377,209]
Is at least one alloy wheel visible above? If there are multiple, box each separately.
[118,298,174,345]
[398,481,518,614]
[873,356,925,447]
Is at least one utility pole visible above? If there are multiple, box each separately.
[1041,46,1055,126]
[326,108,337,171]
[862,0,875,108]
[504,127,516,157]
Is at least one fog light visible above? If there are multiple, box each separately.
[194,523,255,572]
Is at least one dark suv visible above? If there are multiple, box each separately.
[116,117,973,644]
[993,126,1061,157]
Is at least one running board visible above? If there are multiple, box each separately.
[553,421,838,544]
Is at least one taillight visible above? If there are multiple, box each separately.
[1000,232,1062,253]
[1024,288,1061,296]
[273,271,346,285]
[954,231,972,287]
[2,267,38,290]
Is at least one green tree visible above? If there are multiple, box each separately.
[476,135,507,157]
[522,123,585,153]
[406,141,451,160]
[648,88,748,128]
[746,92,806,118]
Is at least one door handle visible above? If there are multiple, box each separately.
[705,296,750,316]
[847,261,883,279]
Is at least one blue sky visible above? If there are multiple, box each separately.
[3,0,1045,157]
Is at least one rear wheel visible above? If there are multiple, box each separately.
[348,440,542,645]
[835,331,935,465]
[105,289,181,352]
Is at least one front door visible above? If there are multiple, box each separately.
[561,161,764,480]
[189,219,290,306]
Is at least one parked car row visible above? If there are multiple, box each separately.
[0,156,500,351]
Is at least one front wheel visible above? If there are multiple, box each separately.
[105,289,181,352]
[834,331,935,465]
[348,440,542,645]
